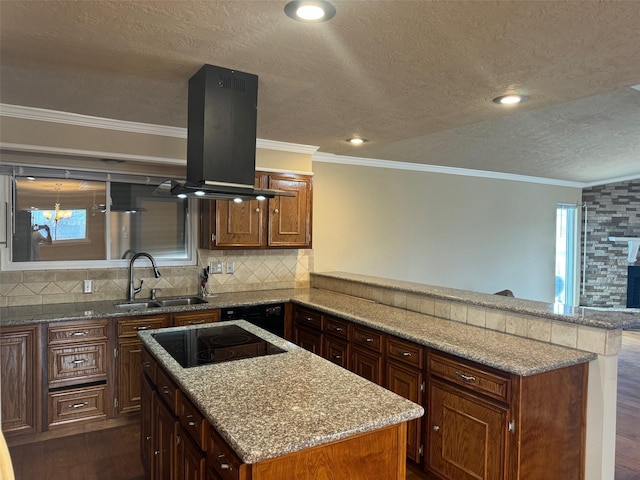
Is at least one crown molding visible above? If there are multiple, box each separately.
[0,142,185,165]
[312,151,586,188]
[0,104,319,155]
[582,173,640,188]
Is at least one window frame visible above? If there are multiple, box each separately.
[0,168,198,271]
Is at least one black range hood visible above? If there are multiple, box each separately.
[159,64,290,201]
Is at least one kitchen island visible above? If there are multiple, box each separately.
[138,320,423,480]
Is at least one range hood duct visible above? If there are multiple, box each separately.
[159,64,291,201]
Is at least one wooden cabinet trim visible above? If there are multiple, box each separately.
[173,309,221,327]
[48,319,108,344]
[118,314,170,338]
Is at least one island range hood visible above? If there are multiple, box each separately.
[158,64,290,201]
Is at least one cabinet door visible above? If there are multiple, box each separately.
[141,373,156,478]
[155,396,178,480]
[117,338,144,414]
[293,326,322,355]
[214,174,266,248]
[427,380,507,480]
[351,345,382,385]
[0,325,38,436]
[267,175,312,247]
[177,428,206,480]
[323,335,349,369]
[386,361,423,463]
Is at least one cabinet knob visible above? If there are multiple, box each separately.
[273,208,279,214]
[433,425,440,432]
[146,435,151,441]
[255,207,260,213]
[365,337,374,343]
[335,327,343,332]
[217,454,230,469]
[333,355,342,360]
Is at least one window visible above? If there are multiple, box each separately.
[555,204,578,305]
[3,171,194,268]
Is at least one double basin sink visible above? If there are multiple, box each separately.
[114,296,208,311]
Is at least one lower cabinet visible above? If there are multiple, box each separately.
[386,361,423,463]
[116,314,170,415]
[427,379,507,480]
[0,324,40,437]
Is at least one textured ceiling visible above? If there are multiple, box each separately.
[1,0,640,183]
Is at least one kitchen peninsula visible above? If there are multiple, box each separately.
[2,272,637,480]
[138,320,422,479]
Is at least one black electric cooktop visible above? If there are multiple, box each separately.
[152,324,286,368]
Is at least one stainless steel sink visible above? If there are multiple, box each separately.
[154,296,208,307]
[113,301,161,310]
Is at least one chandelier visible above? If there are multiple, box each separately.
[41,183,72,239]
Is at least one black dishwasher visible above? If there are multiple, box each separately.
[220,303,285,338]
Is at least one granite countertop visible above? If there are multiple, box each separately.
[0,287,597,376]
[316,272,640,329]
[139,320,424,464]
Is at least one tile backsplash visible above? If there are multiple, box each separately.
[0,249,313,307]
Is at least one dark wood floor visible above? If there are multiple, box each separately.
[8,331,640,480]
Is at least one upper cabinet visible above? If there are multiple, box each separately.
[200,172,312,250]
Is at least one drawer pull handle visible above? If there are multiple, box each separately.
[433,425,440,432]
[186,414,196,427]
[145,435,151,441]
[305,317,313,322]
[188,320,205,325]
[163,386,171,394]
[400,351,412,357]
[143,361,151,368]
[334,327,344,332]
[364,337,374,343]
[333,355,342,360]
[71,331,89,336]
[154,450,160,456]
[135,326,149,331]
[70,402,89,408]
[456,372,476,383]
[217,454,230,469]
[72,359,87,364]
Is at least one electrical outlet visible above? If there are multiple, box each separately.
[209,260,223,274]
[83,279,93,294]
[226,261,235,274]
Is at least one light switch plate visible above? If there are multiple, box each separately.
[83,279,93,294]
[209,260,223,274]
[226,261,235,274]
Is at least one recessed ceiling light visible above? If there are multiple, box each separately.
[347,137,367,145]
[194,190,205,197]
[177,193,188,199]
[233,198,243,204]
[492,94,528,105]
[630,84,640,92]
[256,195,266,201]
[284,1,336,22]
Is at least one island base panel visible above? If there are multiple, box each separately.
[250,422,407,480]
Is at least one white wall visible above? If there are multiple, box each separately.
[312,161,582,303]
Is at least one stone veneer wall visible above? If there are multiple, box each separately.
[311,274,621,357]
[581,180,640,308]
[0,249,313,307]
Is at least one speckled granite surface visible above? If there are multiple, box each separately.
[139,320,424,464]
[0,287,596,375]
[314,272,640,329]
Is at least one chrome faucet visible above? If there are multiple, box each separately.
[128,252,161,301]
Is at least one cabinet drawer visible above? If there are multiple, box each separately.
[324,316,349,340]
[352,325,384,353]
[294,307,323,330]
[178,393,208,450]
[48,384,107,427]
[387,336,424,369]
[208,429,244,480]
[48,342,107,387]
[156,366,180,415]
[118,314,169,338]
[48,320,108,344]
[428,352,511,403]
[173,309,220,327]
[323,336,349,369]
[141,347,157,385]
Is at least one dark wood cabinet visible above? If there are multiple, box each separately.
[292,306,323,355]
[323,335,349,368]
[266,174,312,248]
[116,314,170,415]
[385,336,425,464]
[427,379,507,480]
[141,372,156,478]
[177,427,206,480]
[156,391,178,480]
[173,310,221,327]
[200,172,312,250]
[47,319,108,428]
[0,324,40,437]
